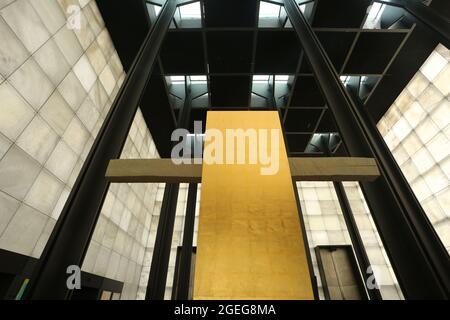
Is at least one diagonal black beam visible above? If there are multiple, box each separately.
[24,0,177,300]
[284,0,450,299]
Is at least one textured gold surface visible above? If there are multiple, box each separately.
[194,111,314,300]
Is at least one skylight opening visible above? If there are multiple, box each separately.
[190,75,207,84]
[367,2,384,20]
[179,1,201,19]
[363,2,386,29]
[154,5,161,16]
[299,4,306,14]
[275,75,289,83]
[259,1,281,18]
[253,75,270,83]
[169,76,185,83]
[340,76,350,85]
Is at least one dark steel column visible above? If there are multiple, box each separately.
[378,0,450,48]
[174,183,198,300]
[146,76,195,300]
[146,183,180,300]
[25,0,177,300]
[284,0,450,299]
[333,182,382,300]
[173,78,199,300]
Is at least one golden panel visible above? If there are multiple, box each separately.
[194,111,314,300]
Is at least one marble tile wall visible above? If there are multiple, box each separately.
[0,0,161,300]
[378,44,450,251]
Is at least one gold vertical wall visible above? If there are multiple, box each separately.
[194,111,314,300]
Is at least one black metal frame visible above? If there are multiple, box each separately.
[146,0,424,154]
[146,59,197,300]
[131,0,448,153]
[146,183,180,300]
[377,0,450,48]
[171,246,197,300]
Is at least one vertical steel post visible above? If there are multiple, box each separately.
[146,75,195,300]
[146,183,180,300]
[174,183,198,300]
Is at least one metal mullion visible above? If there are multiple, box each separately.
[200,0,211,110]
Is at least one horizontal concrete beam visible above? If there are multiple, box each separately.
[105,157,380,183]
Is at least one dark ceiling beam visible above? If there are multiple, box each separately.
[98,0,445,154]
[283,0,318,125]
[366,22,438,121]
[366,0,448,120]
[96,0,150,72]
[377,0,450,48]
